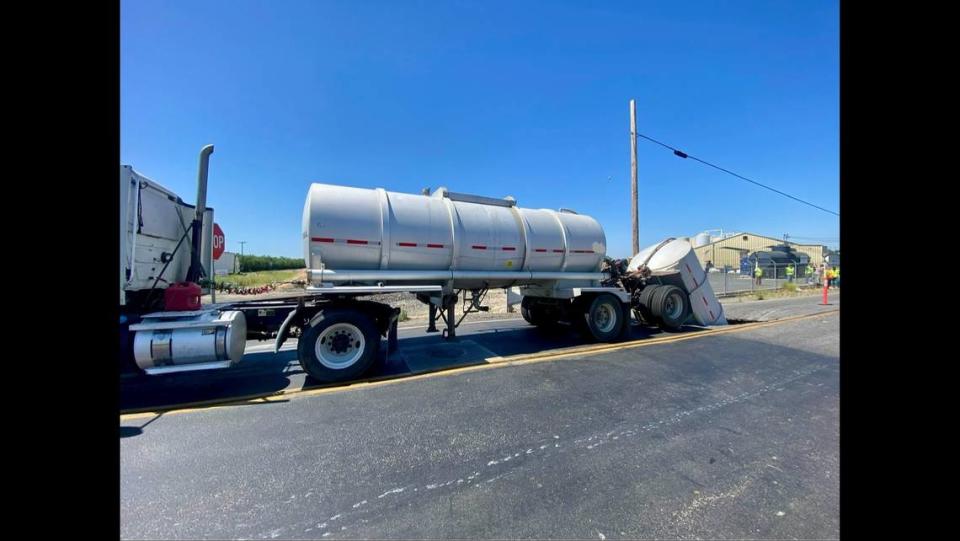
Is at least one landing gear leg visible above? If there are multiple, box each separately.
[442,293,458,340]
[427,302,439,333]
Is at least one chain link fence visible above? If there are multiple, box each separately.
[706,260,834,297]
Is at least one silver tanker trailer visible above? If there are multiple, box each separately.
[121,146,726,384]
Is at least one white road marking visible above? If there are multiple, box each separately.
[377,487,406,499]
[265,365,825,538]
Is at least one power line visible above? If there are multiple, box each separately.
[635,133,840,217]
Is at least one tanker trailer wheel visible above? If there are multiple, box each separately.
[635,285,661,326]
[521,297,558,328]
[297,309,380,383]
[582,294,625,342]
[650,285,690,332]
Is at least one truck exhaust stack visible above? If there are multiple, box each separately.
[186,144,214,284]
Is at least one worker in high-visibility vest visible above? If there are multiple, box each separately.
[834,266,840,288]
[826,267,836,288]
[754,265,763,286]
[785,264,795,283]
[804,264,814,284]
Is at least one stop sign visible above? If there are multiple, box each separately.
[213,223,225,260]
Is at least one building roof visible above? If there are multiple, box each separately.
[692,232,825,249]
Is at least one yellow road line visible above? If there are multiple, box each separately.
[121,309,838,421]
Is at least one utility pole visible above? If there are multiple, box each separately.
[239,241,247,273]
[630,99,639,255]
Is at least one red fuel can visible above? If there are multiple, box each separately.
[164,282,202,311]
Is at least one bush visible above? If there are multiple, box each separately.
[237,254,305,273]
[398,309,409,322]
[781,282,798,293]
[214,269,301,288]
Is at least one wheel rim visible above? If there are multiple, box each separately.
[593,303,617,333]
[315,323,365,369]
[662,292,684,321]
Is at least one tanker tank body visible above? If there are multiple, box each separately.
[302,183,609,290]
[278,182,639,385]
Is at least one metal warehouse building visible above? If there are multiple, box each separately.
[685,233,826,270]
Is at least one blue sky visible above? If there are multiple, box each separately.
[121,0,839,259]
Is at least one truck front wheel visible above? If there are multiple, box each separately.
[298,309,380,383]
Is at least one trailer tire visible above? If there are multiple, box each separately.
[521,297,558,328]
[583,293,625,342]
[636,285,660,325]
[297,309,380,383]
[650,285,690,332]
[520,297,538,325]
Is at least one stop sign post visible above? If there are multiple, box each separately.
[213,223,225,260]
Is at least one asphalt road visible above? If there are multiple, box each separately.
[722,291,839,321]
[120,300,839,539]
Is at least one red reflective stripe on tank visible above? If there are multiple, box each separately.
[397,242,417,247]
[552,249,564,253]
[312,237,335,243]
[709,309,715,319]
[502,246,516,251]
[426,243,444,248]
[346,239,368,245]
[534,248,547,252]
[472,245,487,250]
[571,249,594,253]
[702,295,709,307]
[685,263,693,274]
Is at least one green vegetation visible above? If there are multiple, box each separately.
[214,269,302,288]
[237,254,305,273]
[781,281,798,293]
[398,308,409,322]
